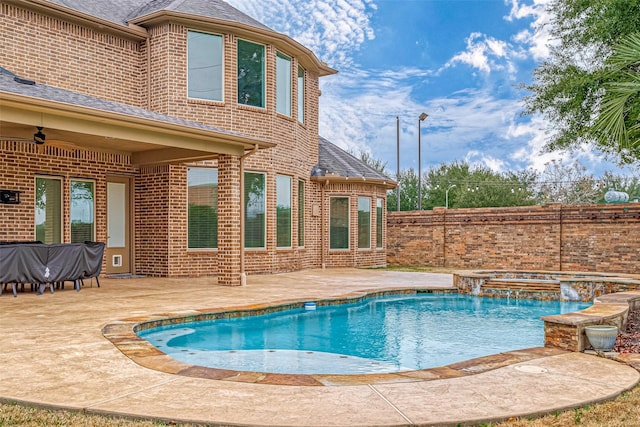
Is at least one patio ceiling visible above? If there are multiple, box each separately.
[0,92,272,166]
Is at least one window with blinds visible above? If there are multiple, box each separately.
[298,180,305,247]
[376,198,384,249]
[70,180,95,243]
[276,175,292,247]
[358,197,371,249]
[330,196,349,250]
[245,171,266,248]
[35,176,62,244]
[187,167,218,249]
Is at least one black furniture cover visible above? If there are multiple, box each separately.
[0,242,104,287]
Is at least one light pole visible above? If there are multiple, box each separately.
[417,112,428,210]
[396,116,400,211]
[446,184,456,209]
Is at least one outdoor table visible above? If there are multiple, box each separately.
[0,242,104,297]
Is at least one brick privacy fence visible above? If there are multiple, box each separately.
[387,203,640,274]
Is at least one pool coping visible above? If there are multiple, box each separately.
[103,286,574,386]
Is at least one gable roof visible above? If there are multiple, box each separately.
[313,136,396,189]
[44,0,269,30]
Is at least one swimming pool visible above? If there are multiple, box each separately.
[138,294,589,375]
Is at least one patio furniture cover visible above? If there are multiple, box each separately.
[0,242,105,292]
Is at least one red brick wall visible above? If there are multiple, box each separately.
[387,204,640,274]
[1,3,390,279]
[135,165,170,276]
[0,3,144,107]
[321,182,388,269]
[0,140,136,256]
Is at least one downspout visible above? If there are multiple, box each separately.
[146,35,151,109]
[240,144,260,285]
[321,180,327,269]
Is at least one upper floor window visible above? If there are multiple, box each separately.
[187,30,223,101]
[276,53,292,116]
[187,167,218,249]
[297,66,305,123]
[238,39,265,108]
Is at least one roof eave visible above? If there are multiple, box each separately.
[0,90,273,164]
[130,10,338,76]
[311,175,397,190]
[4,0,149,40]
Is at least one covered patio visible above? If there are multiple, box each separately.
[0,69,273,285]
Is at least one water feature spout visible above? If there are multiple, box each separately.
[560,284,581,302]
[471,281,482,296]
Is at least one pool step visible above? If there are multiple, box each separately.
[483,279,560,293]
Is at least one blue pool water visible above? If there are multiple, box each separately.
[138,294,590,375]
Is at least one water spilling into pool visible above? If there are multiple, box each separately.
[138,294,589,375]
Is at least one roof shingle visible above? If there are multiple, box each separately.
[314,136,393,183]
[0,69,250,139]
[46,0,270,30]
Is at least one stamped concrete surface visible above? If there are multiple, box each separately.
[0,268,638,426]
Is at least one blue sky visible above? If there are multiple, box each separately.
[227,0,634,178]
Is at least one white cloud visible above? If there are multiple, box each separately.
[226,0,375,67]
[442,32,519,77]
[505,0,554,60]
[445,33,496,73]
[319,71,534,174]
[465,151,507,172]
[223,0,627,178]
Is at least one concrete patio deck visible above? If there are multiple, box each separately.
[1,268,638,426]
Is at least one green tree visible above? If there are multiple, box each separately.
[423,162,537,209]
[387,168,419,211]
[594,33,640,161]
[523,0,640,164]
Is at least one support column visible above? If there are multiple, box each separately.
[217,154,242,286]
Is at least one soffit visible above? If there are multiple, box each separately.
[0,93,271,166]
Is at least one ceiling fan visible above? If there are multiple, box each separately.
[0,126,83,152]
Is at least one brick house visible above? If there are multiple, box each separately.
[0,0,394,285]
